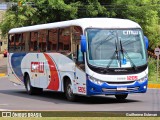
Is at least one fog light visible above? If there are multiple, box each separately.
[91,88,94,91]
[144,86,146,89]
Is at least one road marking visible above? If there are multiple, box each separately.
[148,84,160,89]
[0,73,6,77]
[0,104,8,106]
[0,109,9,111]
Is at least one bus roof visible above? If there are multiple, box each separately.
[8,18,141,34]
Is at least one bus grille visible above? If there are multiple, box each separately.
[102,87,139,92]
[106,81,135,85]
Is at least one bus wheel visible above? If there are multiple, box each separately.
[115,94,128,100]
[25,75,43,95]
[65,80,76,101]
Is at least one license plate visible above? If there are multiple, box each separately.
[117,87,127,91]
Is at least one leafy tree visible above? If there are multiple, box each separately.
[78,0,108,18]
[0,1,37,36]
[0,0,107,36]
[110,0,160,49]
[1,0,160,49]
[32,0,81,23]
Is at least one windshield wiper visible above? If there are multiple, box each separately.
[119,40,138,71]
[106,40,119,69]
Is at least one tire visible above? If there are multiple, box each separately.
[115,94,128,100]
[65,80,76,101]
[25,75,43,95]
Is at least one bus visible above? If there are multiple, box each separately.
[8,18,148,101]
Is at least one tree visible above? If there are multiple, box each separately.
[78,0,108,18]
[1,0,159,49]
[109,0,160,49]
[32,0,81,23]
[0,0,108,36]
[0,1,38,37]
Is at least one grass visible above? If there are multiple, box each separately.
[148,58,160,84]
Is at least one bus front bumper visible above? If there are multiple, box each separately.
[86,79,148,96]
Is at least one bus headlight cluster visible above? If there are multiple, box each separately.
[138,75,148,83]
[88,76,104,85]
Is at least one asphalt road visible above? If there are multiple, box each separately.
[0,76,159,111]
[0,56,160,111]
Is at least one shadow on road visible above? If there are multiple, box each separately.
[0,89,140,104]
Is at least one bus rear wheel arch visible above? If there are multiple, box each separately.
[24,74,43,95]
[64,77,76,101]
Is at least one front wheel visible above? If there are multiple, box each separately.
[65,80,76,101]
[115,94,128,100]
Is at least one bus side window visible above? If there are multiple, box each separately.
[72,26,83,62]
[23,32,30,52]
[39,30,47,52]
[48,29,58,51]
[15,34,22,52]
[21,33,25,51]
[30,32,38,51]
[8,35,15,52]
[59,27,71,52]
[10,36,14,46]
[77,45,83,62]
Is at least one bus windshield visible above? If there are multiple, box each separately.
[86,28,147,68]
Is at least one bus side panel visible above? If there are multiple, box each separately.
[44,53,75,92]
[17,52,87,95]
[74,67,87,95]
[8,53,26,85]
[21,53,40,88]
[59,71,74,92]
[43,53,87,95]
[43,53,61,91]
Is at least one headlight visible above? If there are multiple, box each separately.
[88,76,104,85]
[138,75,148,83]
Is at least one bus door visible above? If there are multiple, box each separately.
[75,46,86,95]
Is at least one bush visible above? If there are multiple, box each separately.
[148,57,160,83]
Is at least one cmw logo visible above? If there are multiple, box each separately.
[31,62,44,73]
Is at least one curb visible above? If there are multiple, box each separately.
[0,73,6,77]
[148,84,160,89]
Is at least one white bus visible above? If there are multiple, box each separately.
[8,18,148,101]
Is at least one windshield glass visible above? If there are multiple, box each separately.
[86,28,147,68]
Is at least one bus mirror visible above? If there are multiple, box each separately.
[144,36,149,49]
[81,35,87,52]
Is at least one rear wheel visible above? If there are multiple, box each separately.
[25,75,43,95]
[65,80,76,101]
[115,94,128,100]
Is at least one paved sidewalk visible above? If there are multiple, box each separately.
[148,83,160,89]
[0,53,7,77]
[0,73,5,77]
[0,54,3,59]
